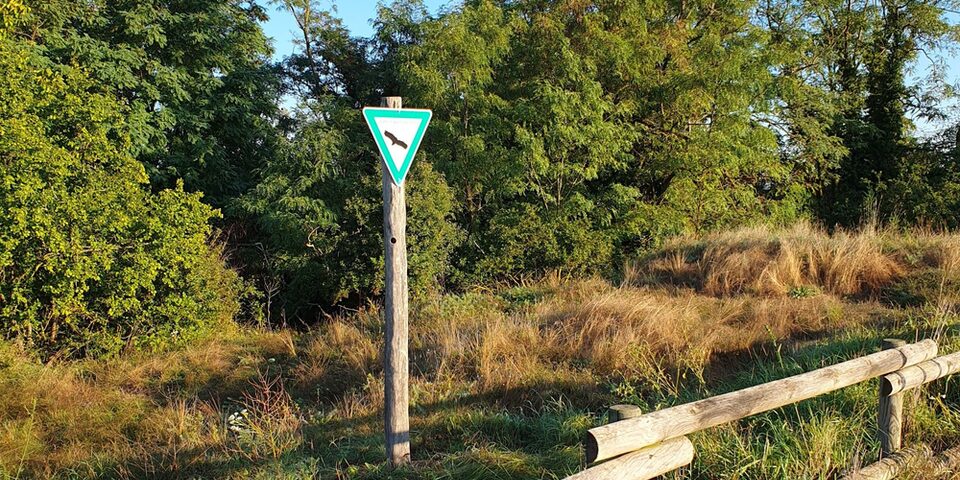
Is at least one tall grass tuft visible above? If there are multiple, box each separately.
[625,222,959,297]
[225,372,304,462]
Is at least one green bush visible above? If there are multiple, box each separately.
[238,105,462,315]
[0,29,241,357]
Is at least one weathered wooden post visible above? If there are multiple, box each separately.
[879,338,907,457]
[380,96,410,466]
[565,405,691,480]
[363,97,432,466]
[584,339,938,463]
[608,404,642,423]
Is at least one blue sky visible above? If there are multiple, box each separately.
[260,1,452,62]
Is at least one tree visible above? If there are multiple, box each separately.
[18,0,283,207]
[0,9,241,357]
[401,0,812,281]
[804,0,960,225]
[238,1,461,315]
[881,120,960,226]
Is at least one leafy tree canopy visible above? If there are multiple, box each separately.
[0,6,241,357]
[17,0,283,206]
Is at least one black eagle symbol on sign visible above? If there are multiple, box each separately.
[383,130,409,149]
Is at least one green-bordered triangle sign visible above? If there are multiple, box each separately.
[363,107,432,185]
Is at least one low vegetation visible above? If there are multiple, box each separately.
[3,0,960,477]
[3,225,960,479]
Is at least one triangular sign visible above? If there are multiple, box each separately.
[363,107,432,185]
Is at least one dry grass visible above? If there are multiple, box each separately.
[5,223,960,478]
[625,222,960,297]
[224,373,304,462]
[0,330,309,478]
[403,274,883,405]
[543,287,859,375]
[290,318,379,401]
[0,343,146,478]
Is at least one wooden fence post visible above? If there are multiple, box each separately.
[565,406,691,480]
[608,405,642,423]
[381,96,410,466]
[584,339,938,463]
[879,338,907,457]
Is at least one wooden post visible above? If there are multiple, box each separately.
[878,338,907,457]
[584,339,938,463]
[608,405,642,423]
[842,445,934,480]
[381,96,410,466]
[882,350,960,396]
[564,436,695,480]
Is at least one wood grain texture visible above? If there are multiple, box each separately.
[878,339,907,456]
[565,437,694,480]
[381,96,410,466]
[584,340,938,463]
[608,405,642,423]
[842,443,960,480]
[841,445,934,480]
[882,350,960,397]
[936,443,960,473]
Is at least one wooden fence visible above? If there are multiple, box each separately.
[565,338,960,480]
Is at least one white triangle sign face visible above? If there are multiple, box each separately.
[363,107,432,185]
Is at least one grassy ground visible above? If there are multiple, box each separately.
[4,223,960,479]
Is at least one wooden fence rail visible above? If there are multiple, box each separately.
[566,338,960,480]
[566,437,695,480]
[882,350,960,396]
[841,443,960,480]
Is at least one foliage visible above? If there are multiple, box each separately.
[238,102,461,313]
[238,2,461,314]
[0,19,240,357]
[3,0,960,335]
[398,0,821,282]
[239,0,959,312]
[5,0,960,475]
[16,0,283,206]
[881,125,960,226]
[800,0,960,226]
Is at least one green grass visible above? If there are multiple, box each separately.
[5,225,960,479]
[2,303,958,479]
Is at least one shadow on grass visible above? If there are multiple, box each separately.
[284,332,905,478]
[107,314,960,479]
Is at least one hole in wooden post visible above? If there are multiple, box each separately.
[391,237,397,244]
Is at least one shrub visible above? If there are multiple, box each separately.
[0,28,240,357]
[237,106,462,314]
